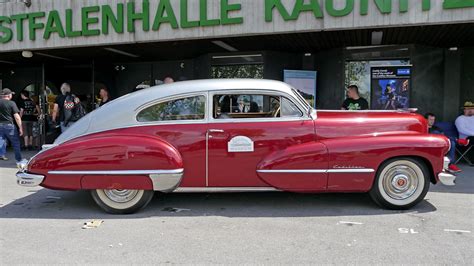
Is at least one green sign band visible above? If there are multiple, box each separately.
[0,0,473,44]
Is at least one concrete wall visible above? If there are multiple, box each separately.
[2,0,474,52]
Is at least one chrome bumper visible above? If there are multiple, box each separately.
[16,171,45,187]
[438,156,456,186]
[438,172,456,186]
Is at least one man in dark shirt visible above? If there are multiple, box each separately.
[52,83,74,132]
[0,88,24,163]
[341,85,369,111]
[19,90,40,150]
[425,112,460,173]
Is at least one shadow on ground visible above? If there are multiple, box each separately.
[0,188,438,220]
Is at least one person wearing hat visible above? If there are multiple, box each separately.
[0,88,24,164]
[455,101,474,164]
[455,101,474,139]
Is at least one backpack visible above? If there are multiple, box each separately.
[63,94,86,125]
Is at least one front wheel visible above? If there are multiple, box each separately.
[370,158,430,210]
[91,189,154,214]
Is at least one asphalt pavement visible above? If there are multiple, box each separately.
[1,150,473,264]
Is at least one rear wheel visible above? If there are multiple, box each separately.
[91,189,154,214]
[370,158,430,210]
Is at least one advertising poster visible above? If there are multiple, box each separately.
[284,70,317,108]
[371,66,411,110]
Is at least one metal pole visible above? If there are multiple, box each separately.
[92,60,95,110]
[40,63,46,146]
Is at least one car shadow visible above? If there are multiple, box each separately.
[0,189,437,220]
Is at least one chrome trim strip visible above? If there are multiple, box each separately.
[174,187,281,193]
[48,169,184,175]
[257,169,327,173]
[327,169,375,173]
[257,168,375,174]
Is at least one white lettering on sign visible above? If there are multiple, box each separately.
[228,136,254,152]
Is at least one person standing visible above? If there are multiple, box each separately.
[18,90,40,150]
[0,88,24,165]
[52,83,73,132]
[341,85,369,110]
[98,87,111,107]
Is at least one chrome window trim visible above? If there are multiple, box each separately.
[291,88,311,111]
[207,89,311,124]
[135,92,209,124]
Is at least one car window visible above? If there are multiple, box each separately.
[281,97,303,117]
[213,94,302,119]
[137,95,206,122]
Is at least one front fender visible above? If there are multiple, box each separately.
[28,133,184,191]
[322,134,449,191]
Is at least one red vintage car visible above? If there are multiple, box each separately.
[17,79,455,214]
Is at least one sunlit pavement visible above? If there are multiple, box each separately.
[1,150,473,264]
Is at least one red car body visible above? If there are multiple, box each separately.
[16,79,455,213]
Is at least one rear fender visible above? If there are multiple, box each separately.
[28,133,184,192]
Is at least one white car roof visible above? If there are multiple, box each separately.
[55,79,303,144]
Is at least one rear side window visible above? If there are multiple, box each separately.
[137,95,206,122]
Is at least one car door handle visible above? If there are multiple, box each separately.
[208,129,224,133]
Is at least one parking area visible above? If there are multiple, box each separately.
[1,151,473,264]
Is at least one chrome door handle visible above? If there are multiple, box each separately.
[208,129,224,133]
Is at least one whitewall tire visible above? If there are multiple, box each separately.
[370,158,430,210]
[91,189,154,214]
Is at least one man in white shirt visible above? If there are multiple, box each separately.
[455,101,474,139]
[455,101,474,164]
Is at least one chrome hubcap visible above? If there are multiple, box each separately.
[104,189,139,203]
[383,165,419,200]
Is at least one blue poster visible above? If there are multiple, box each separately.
[371,66,411,110]
[284,70,317,108]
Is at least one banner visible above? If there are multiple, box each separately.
[284,70,317,108]
[370,66,411,110]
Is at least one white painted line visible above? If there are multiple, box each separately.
[444,229,471,233]
[338,221,364,225]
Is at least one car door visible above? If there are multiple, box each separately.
[207,91,328,191]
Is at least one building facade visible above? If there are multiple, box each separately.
[1,0,473,143]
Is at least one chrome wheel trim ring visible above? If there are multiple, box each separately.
[377,160,425,206]
[104,189,140,203]
[95,189,145,210]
